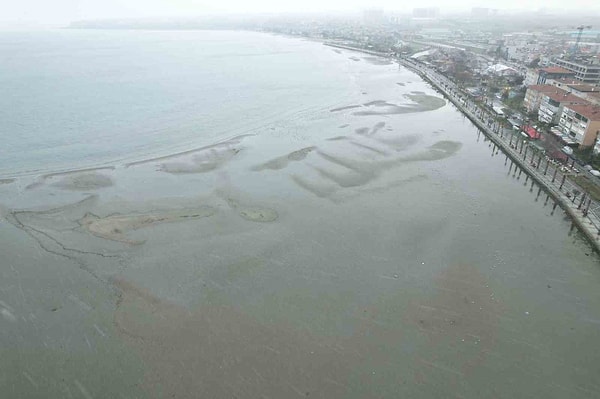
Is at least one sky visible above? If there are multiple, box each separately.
[2,0,599,27]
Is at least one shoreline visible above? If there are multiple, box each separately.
[322,42,392,58]
[0,133,257,182]
[0,35,387,183]
[397,57,600,252]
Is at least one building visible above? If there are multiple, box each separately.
[485,63,519,77]
[548,80,600,105]
[538,88,588,124]
[565,84,600,106]
[558,104,600,150]
[524,67,575,86]
[524,85,562,113]
[553,57,600,84]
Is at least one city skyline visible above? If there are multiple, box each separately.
[3,0,600,28]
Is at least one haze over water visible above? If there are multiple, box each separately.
[0,30,353,176]
[1,30,600,398]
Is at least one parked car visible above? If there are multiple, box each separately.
[561,146,573,155]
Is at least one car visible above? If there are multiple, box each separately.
[561,146,573,155]
[590,170,600,177]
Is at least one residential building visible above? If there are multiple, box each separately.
[565,84,600,106]
[538,88,588,124]
[547,77,583,89]
[548,80,600,106]
[553,57,600,84]
[558,104,600,151]
[524,84,561,113]
[524,66,575,86]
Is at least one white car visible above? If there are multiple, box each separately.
[561,146,573,155]
[590,170,600,177]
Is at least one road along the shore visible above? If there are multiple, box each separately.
[398,57,600,252]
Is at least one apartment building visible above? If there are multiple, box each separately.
[538,89,588,124]
[524,85,561,113]
[524,66,575,86]
[558,104,600,150]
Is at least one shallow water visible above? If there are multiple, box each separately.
[1,31,600,398]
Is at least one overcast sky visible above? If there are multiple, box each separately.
[2,0,599,27]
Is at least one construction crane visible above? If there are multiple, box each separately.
[571,25,592,59]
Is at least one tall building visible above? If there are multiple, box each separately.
[537,89,587,124]
[552,57,600,84]
[524,85,565,113]
[558,104,600,151]
[524,67,575,86]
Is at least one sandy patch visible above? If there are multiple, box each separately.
[330,105,361,112]
[79,206,217,244]
[225,197,278,223]
[363,57,393,65]
[402,141,462,162]
[160,147,240,174]
[370,121,386,135]
[352,96,445,116]
[125,134,252,168]
[291,175,337,198]
[404,93,446,110]
[25,167,115,190]
[251,146,316,171]
[326,136,348,141]
[374,134,421,150]
[0,178,15,185]
[349,141,390,156]
[51,173,113,191]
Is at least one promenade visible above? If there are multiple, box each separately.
[399,57,600,251]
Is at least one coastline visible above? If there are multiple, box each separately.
[397,57,600,252]
[316,39,600,251]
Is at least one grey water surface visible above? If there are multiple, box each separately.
[1,30,599,399]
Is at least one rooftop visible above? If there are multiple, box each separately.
[567,84,600,93]
[522,125,541,139]
[527,84,561,93]
[556,57,600,67]
[551,78,582,85]
[565,104,600,121]
[540,66,574,75]
[543,88,588,104]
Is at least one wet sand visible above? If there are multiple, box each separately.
[79,206,218,244]
[51,172,114,190]
[124,134,253,168]
[251,147,316,171]
[24,167,115,190]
